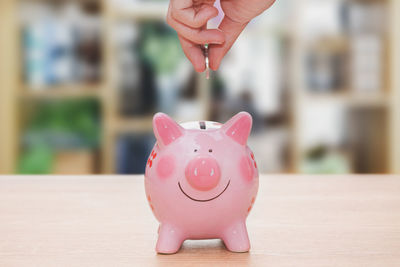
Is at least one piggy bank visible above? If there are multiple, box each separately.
[144,112,259,254]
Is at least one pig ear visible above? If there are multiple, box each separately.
[221,112,252,145]
[153,113,184,147]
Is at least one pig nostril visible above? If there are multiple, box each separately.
[185,157,221,191]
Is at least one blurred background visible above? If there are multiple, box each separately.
[0,0,399,175]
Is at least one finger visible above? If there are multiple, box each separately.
[178,35,206,72]
[209,16,247,70]
[171,5,219,28]
[170,0,199,10]
[167,13,225,45]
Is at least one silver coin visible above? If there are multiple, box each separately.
[204,44,210,79]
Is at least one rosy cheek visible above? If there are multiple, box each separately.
[156,155,175,179]
[240,156,254,182]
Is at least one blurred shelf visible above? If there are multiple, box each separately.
[110,2,168,20]
[113,116,153,134]
[20,84,103,100]
[302,91,390,107]
[2,0,397,175]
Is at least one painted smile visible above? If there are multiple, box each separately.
[178,180,231,202]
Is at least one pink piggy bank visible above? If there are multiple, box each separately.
[145,112,259,254]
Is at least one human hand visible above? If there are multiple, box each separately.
[167,0,276,72]
[211,0,276,70]
[166,0,226,72]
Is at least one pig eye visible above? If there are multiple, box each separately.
[194,149,198,152]
[209,149,213,153]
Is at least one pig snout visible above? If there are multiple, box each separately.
[185,156,221,191]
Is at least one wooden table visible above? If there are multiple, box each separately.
[1,175,400,267]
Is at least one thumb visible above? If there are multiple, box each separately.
[209,16,247,70]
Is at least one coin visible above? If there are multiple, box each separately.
[204,44,210,80]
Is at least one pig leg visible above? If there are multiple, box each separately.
[221,221,250,252]
[156,223,184,254]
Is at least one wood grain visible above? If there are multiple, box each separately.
[390,0,400,173]
[0,0,18,174]
[0,175,400,267]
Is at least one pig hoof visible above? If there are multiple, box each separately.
[156,224,183,254]
[222,222,250,253]
[224,242,250,253]
[156,246,181,254]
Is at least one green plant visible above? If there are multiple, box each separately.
[139,22,184,75]
[18,99,100,174]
